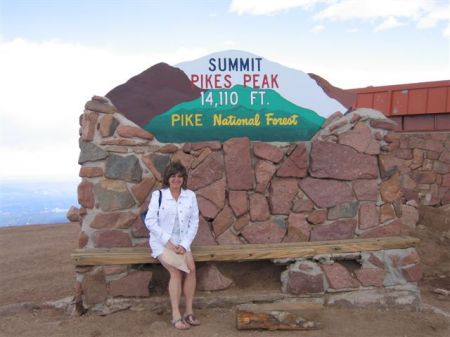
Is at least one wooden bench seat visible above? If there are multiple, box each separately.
[72,236,419,266]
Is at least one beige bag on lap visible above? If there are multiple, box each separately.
[160,248,190,273]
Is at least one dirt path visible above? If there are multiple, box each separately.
[0,222,449,337]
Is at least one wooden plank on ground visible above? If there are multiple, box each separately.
[236,302,323,330]
[71,236,419,266]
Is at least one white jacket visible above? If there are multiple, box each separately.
[145,188,199,257]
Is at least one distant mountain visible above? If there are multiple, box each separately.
[106,63,202,127]
[0,180,78,227]
[145,85,325,142]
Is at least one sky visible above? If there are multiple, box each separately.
[0,0,449,180]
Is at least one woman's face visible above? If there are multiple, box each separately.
[168,172,184,190]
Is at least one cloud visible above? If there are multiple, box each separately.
[310,24,325,33]
[0,38,207,179]
[346,28,359,33]
[445,23,450,37]
[229,0,319,16]
[223,39,238,48]
[314,0,449,34]
[374,17,405,32]
[229,0,449,35]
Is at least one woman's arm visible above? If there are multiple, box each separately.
[144,190,171,245]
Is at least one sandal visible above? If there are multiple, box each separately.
[184,314,201,326]
[171,317,190,330]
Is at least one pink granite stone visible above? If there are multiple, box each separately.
[442,174,450,187]
[440,150,450,164]
[408,137,444,153]
[131,177,156,205]
[255,160,276,193]
[276,144,308,178]
[187,152,224,190]
[355,268,385,287]
[216,230,242,245]
[233,213,250,232]
[196,178,226,209]
[378,154,406,178]
[117,125,154,140]
[67,206,80,222]
[197,264,233,291]
[81,110,99,141]
[93,230,132,248]
[130,217,149,238]
[82,268,107,305]
[91,211,137,229]
[79,166,104,178]
[352,180,378,201]
[307,209,327,225]
[240,220,286,244]
[253,142,284,163]
[78,181,95,209]
[157,144,179,154]
[249,193,271,221]
[402,264,423,282]
[286,262,325,294]
[299,177,354,208]
[191,147,212,169]
[359,203,378,230]
[283,213,310,242]
[339,122,380,155]
[269,178,299,214]
[400,250,421,266]
[192,217,217,246]
[228,190,248,217]
[171,150,194,169]
[380,204,396,223]
[380,173,402,202]
[310,141,378,180]
[108,271,153,297]
[190,141,221,151]
[78,231,89,248]
[223,137,253,190]
[310,219,356,241]
[321,263,359,289]
[292,198,314,212]
[197,196,220,219]
[212,205,234,236]
[369,119,397,131]
[359,219,409,238]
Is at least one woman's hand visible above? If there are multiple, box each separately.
[174,245,186,254]
[165,240,178,252]
[165,241,186,254]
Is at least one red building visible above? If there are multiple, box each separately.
[349,80,450,132]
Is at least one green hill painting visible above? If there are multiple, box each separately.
[144,85,325,142]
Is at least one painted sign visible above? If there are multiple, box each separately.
[106,50,347,143]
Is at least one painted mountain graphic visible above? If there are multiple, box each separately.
[105,63,202,127]
[177,50,347,118]
[104,50,354,142]
[144,85,325,142]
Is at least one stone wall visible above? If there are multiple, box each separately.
[75,96,429,307]
[280,248,422,310]
[378,132,450,207]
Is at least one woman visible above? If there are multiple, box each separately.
[145,161,200,330]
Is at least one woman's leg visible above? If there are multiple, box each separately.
[159,259,188,328]
[183,252,197,317]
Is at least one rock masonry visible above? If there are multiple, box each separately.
[74,96,436,308]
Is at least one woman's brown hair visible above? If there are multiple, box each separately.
[162,161,188,189]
